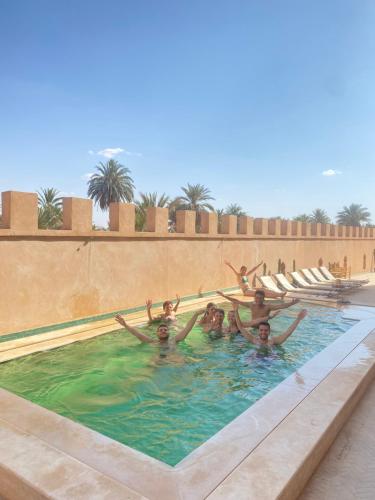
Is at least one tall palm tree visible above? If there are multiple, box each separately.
[176,183,215,232]
[293,214,310,222]
[309,208,331,224]
[87,160,135,210]
[135,192,171,231]
[178,183,215,212]
[37,187,63,229]
[336,204,371,226]
[225,204,246,216]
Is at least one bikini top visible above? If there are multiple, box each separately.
[241,276,249,284]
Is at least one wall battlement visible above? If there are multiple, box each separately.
[1,191,374,239]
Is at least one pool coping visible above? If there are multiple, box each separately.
[1,305,375,499]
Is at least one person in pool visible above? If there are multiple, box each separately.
[217,289,300,320]
[199,302,217,327]
[115,308,205,345]
[203,308,225,334]
[224,260,285,299]
[206,308,281,335]
[233,303,308,346]
[146,295,180,323]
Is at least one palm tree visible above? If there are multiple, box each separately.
[87,160,135,210]
[225,204,246,216]
[293,214,311,223]
[309,208,331,224]
[336,204,371,226]
[38,187,63,229]
[178,183,215,212]
[135,192,171,231]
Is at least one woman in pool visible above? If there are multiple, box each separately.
[224,260,285,299]
[146,295,180,323]
[199,302,217,328]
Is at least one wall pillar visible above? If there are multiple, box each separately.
[254,218,268,235]
[200,212,218,234]
[146,207,169,233]
[109,203,135,233]
[1,191,38,231]
[238,216,253,235]
[62,197,92,232]
[175,210,196,234]
[220,215,237,234]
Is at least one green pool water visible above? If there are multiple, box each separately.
[0,303,353,466]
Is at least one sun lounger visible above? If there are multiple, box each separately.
[274,273,338,297]
[300,269,339,289]
[257,275,286,295]
[310,268,358,288]
[319,266,368,285]
[290,271,344,294]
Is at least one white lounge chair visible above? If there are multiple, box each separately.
[301,268,353,292]
[319,266,368,285]
[258,275,286,295]
[274,273,339,298]
[290,271,344,294]
[310,267,358,288]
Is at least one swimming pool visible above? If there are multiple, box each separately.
[0,302,353,466]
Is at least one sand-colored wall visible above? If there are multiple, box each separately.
[1,191,375,335]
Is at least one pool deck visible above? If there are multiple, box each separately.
[1,274,375,499]
[299,271,375,500]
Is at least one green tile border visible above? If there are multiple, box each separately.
[0,286,240,344]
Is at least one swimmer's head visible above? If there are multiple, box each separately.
[163,301,174,314]
[214,308,225,325]
[206,302,217,317]
[258,321,270,341]
[157,323,170,340]
[240,266,247,275]
[254,289,265,304]
[227,310,236,324]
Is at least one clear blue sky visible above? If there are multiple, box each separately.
[1,0,374,225]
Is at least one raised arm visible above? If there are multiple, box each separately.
[173,294,181,312]
[268,298,300,311]
[246,261,263,276]
[175,309,205,342]
[272,309,307,345]
[233,304,257,343]
[146,299,155,322]
[242,310,281,327]
[115,314,154,343]
[224,260,239,276]
[216,291,251,308]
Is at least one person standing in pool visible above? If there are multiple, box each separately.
[115,308,205,345]
[224,260,285,299]
[199,302,217,328]
[233,303,307,345]
[146,295,180,323]
[217,289,299,320]
[205,308,280,335]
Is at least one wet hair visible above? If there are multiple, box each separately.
[255,289,265,298]
[257,321,270,330]
[215,308,225,316]
[203,302,217,319]
[158,323,168,329]
[163,300,173,310]
[240,265,247,272]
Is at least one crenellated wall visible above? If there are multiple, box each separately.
[1,191,375,335]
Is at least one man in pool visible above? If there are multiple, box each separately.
[217,289,300,320]
[115,308,205,344]
[206,308,281,335]
[146,295,180,323]
[233,303,308,345]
